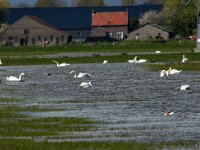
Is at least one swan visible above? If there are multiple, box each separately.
[160,70,170,77]
[155,51,161,54]
[74,72,91,78]
[164,111,174,116]
[182,55,188,63]
[53,60,70,67]
[6,73,25,81]
[134,56,148,63]
[168,67,182,75]
[128,56,137,63]
[44,73,52,76]
[103,60,108,64]
[0,59,2,65]
[80,81,92,88]
[180,84,190,90]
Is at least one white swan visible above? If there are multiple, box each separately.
[53,60,70,67]
[74,72,91,78]
[80,81,92,88]
[155,51,161,54]
[0,59,2,65]
[160,70,169,77]
[103,60,108,64]
[6,73,25,81]
[180,84,190,90]
[128,56,137,63]
[134,56,148,63]
[168,67,182,75]
[182,55,188,63]
[164,111,174,116]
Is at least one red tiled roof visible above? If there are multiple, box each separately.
[92,11,128,27]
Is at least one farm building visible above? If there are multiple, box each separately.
[128,23,174,40]
[1,15,69,46]
[4,5,163,42]
[91,11,128,41]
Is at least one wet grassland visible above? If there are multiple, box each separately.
[1,40,200,149]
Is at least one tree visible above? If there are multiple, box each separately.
[73,0,106,7]
[139,10,164,25]
[128,18,139,32]
[0,0,9,26]
[121,0,137,6]
[162,0,197,37]
[13,2,32,8]
[35,0,68,7]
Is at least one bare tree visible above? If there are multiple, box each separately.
[35,0,68,7]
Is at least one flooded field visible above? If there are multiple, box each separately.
[0,63,200,143]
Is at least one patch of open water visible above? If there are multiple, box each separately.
[0,63,200,143]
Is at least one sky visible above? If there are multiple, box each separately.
[9,0,122,6]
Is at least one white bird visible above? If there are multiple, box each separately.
[164,111,174,116]
[53,60,70,67]
[155,51,161,54]
[0,59,2,65]
[182,55,188,63]
[103,60,108,64]
[160,70,169,77]
[80,81,92,88]
[74,72,91,78]
[6,73,25,82]
[168,67,182,75]
[134,56,148,63]
[180,84,190,91]
[44,73,52,76]
[128,56,137,63]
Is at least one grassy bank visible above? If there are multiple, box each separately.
[0,52,200,66]
[0,40,195,56]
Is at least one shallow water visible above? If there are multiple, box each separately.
[0,63,200,143]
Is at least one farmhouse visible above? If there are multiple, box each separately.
[128,23,174,40]
[4,5,163,42]
[91,11,128,41]
[1,15,69,46]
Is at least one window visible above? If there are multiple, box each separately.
[50,35,54,42]
[61,35,65,41]
[15,37,18,42]
[44,37,47,41]
[116,32,124,40]
[38,36,41,41]
[56,37,60,45]
[77,32,82,35]
[8,36,13,41]
[24,29,29,35]
[32,38,35,45]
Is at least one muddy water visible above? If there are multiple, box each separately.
[0,63,200,142]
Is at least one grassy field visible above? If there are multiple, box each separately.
[0,40,195,56]
[0,98,199,150]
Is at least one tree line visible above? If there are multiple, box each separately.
[0,0,197,38]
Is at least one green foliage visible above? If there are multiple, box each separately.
[163,0,197,37]
[0,0,9,24]
[128,18,139,32]
[35,0,68,7]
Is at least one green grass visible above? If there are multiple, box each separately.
[0,40,195,56]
